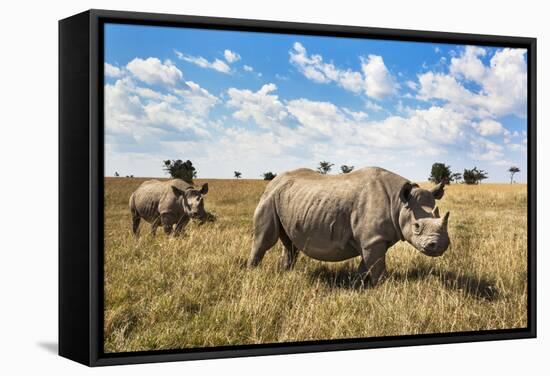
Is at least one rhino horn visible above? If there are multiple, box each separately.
[432,206,440,218]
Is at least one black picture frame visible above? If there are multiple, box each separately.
[59,9,537,367]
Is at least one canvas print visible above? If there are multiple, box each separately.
[103,23,528,353]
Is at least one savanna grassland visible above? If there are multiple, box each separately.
[104,177,527,353]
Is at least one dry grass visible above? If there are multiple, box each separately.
[103,177,527,353]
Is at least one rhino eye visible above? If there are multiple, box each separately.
[413,222,422,234]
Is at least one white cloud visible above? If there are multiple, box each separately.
[126,57,183,86]
[450,46,487,82]
[104,77,218,144]
[174,81,219,118]
[275,73,289,81]
[104,77,147,136]
[371,106,467,148]
[175,50,231,74]
[507,143,525,152]
[482,48,528,117]
[418,46,527,118]
[418,72,479,109]
[286,100,466,157]
[365,100,383,112]
[171,91,505,179]
[289,42,396,99]
[343,108,368,122]
[469,138,504,161]
[473,119,508,136]
[105,63,123,78]
[224,49,241,63]
[226,83,288,128]
[286,99,347,137]
[133,86,178,104]
[242,64,262,77]
[289,42,329,83]
[225,83,468,154]
[360,55,398,99]
[406,80,418,90]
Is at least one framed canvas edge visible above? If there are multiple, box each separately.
[69,8,536,367]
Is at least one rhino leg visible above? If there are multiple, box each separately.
[150,217,161,236]
[358,243,388,287]
[160,213,176,236]
[279,228,299,270]
[132,215,141,236]
[248,199,280,267]
[130,195,141,236]
[173,216,190,237]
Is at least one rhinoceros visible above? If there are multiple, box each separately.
[248,167,450,286]
[129,179,208,236]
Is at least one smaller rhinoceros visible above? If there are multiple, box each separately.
[129,179,209,236]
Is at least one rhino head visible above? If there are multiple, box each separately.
[398,182,450,257]
[172,183,209,221]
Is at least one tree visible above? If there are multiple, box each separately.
[340,165,354,174]
[262,172,277,181]
[451,172,462,183]
[234,171,242,179]
[163,159,197,183]
[463,167,488,185]
[508,166,520,184]
[114,172,119,177]
[429,163,452,184]
[317,161,334,175]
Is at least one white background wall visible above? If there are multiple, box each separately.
[0,0,547,374]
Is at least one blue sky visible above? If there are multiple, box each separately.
[104,23,528,182]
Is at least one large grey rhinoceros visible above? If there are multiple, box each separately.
[129,179,208,236]
[248,167,450,286]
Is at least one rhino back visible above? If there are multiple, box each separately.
[270,167,408,259]
[168,179,193,191]
[130,180,165,222]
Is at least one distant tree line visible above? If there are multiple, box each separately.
[429,162,519,185]
[429,163,489,185]
[161,159,280,181]
[150,158,521,185]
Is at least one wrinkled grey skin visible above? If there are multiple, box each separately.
[248,167,450,286]
[129,179,208,236]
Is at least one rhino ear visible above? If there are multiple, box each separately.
[200,182,209,195]
[171,186,185,197]
[430,182,445,200]
[399,182,414,206]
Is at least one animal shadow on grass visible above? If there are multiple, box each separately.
[310,263,500,300]
[392,265,500,301]
[308,264,367,291]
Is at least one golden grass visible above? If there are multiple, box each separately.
[103,177,527,353]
